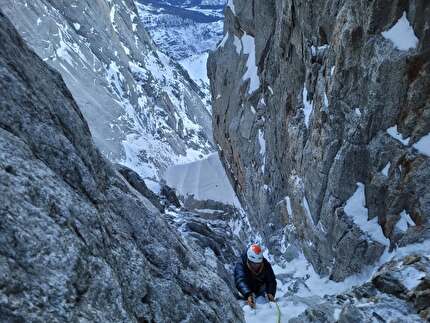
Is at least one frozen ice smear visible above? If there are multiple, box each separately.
[382,12,419,51]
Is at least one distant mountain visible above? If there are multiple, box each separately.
[136,0,225,60]
[136,0,226,110]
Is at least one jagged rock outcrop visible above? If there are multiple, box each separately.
[0,11,243,322]
[1,0,213,180]
[164,196,252,296]
[208,0,430,281]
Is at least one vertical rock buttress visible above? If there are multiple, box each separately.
[208,0,430,281]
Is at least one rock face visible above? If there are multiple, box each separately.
[0,11,243,322]
[208,0,430,281]
[1,0,214,180]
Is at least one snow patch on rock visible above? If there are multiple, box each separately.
[258,129,266,173]
[395,210,415,233]
[387,125,410,145]
[381,162,391,176]
[382,12,419,51]
[413,133,430,157]
[344,183,389,246]
[302,84,314,128]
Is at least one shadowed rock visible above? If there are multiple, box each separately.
[0,11,243,322]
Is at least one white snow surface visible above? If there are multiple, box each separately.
[164,153,241,207]
[387,125,410,145]
[401,266,425,290]
[179,52,210,84]
[413,133,430,157]
[382,12,419,51]
[344,183,389,246]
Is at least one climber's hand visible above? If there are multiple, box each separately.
[247,295,256,309]
[267,293,275,302]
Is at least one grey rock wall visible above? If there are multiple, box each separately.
[208,0,430,281]
[0,11,243,322]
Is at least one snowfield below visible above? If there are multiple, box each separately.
[164,153,241,207]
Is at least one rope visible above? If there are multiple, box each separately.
[275,301,281,323]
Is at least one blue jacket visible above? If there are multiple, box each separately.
[234,251,277,298]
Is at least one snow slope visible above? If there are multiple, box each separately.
[164,153,241,206]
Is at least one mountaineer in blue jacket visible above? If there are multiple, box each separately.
[234,243,277,308]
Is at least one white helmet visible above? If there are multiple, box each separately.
[247,244,264,263]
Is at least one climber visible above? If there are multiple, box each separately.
[234,243,277,309]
